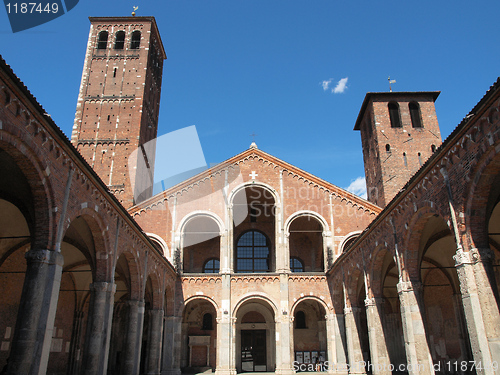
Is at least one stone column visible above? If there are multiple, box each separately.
[325,313,348,374]
[364,297,391,375]
[397,280,434,375]
[8,249,63,375]
[81,281,116,375]
[344,307,367,374]
[454,248,500,375]
[145,309,164,375]
[161,316,181,375]
[123,299,145,375]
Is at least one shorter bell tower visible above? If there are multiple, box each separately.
[354,91,442,207]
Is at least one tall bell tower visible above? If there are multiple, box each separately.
[354,91,442,207]
[72,16,166,207]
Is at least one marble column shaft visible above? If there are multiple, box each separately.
[344,307,367,375]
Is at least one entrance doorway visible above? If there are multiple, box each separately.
[241,330,266,372]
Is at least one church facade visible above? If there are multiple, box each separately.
[0,16,499,375]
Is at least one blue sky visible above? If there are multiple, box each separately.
[1,0,499,198]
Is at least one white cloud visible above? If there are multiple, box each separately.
[321,79,332,91]
[333,77,348,94]
[345,176,367,199]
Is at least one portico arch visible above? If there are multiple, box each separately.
[234,297,276,372]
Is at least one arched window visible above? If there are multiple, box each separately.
[403,152,408,167]
[97,31,108,49]
[388,102,401,128]
[290,257,304,272]
[203,258,220,273]
[114,31,125,50]
[431,144,436,153]
[236,230,270,273]
[385,144,391,153]
[418,152,422,166]
[295,311,306,329]
[202,313,213,330]
[409,102,422,128]
[130,30,141,49]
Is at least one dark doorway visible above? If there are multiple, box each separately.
[241,330,266,372]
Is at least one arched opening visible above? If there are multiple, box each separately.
[47,215,96,373]
[388,102,401,128]
[288,216,324,272]
[0,200,30,370]
[418,215,472,366]
[235,299,276,372]
[182,216,220,273]
[130,30,141,49]
[292,299,327,369]
[233,186,276,273]
[107,252,135,374]
[114,31,125,50]
[486,172,500,303]
[181,298,217,372]
[97,31,108,50]
[409,102,423,128]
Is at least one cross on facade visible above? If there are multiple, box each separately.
[250,133,257,142]
[249,171,258,180]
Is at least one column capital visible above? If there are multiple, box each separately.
[396,280,422,294]
[455,248,495,267]
[25,248,64,266]
[90,281,116,293]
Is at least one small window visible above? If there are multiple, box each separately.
[295,311,306,329]
[388,102,401,128]
[97,31,108,49]
[385,144,391,153]
[203,258,220,273]
[409,102,422,128]
[418,152,422,166]
[114,31,125,50]
[403,152,407,167]
[431,144,436,153]
[130,30,141,49]
[290,257,304,272]
[113,67,117,78]
[3,90,10,104]
[202,313,213,330]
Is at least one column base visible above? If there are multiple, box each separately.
[214,368,237,375]
[161,370,182,375]
[275,367,295,375]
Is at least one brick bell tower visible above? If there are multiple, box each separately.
[72,16,166,207]
[354,91,442,207]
